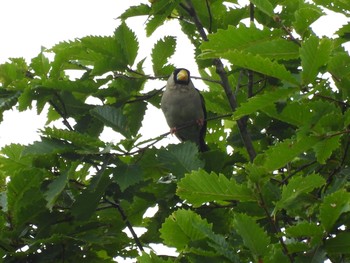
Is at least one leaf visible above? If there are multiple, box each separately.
[119,4,151,20]
[30,51,50,77]
[44,165,71,210]
[22,137,75,156]
[319,190,350,232]
[300,36,333,85]
[262,135,320,171]
[285,222,323,245]
[160,209,212,251]
[313,135,341,164]
[293,6,323,36]
[232,213,270,257]
[114,22,139,66]
[138,252,173,263]
[112,164,143,191]
[201,25,299,60]
[177,170,254,207]
[250,0,274,17]
[313,0,350,16]
[233,88,298,120]
[274,174,325,212]
[201,49,298,85]
[325,232,350,254]
[157,142,204,178]
[152,36,176,75]
[90,105,129,137]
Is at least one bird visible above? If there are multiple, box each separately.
[161,68,209,152]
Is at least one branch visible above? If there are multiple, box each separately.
[49,93,74,131]
[103,198,144,252]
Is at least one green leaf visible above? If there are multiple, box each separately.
[152,36,176,75]
[160,209,212,251]
[201,25,299,60]
[119,4,151,20]
[232,213,270,257]
[319,190,350,232]
[90,105,129,137]
[325,232,350,254]
[262,135,320,171]
[285,222,323,244]
[201,49,298,85]
[114,22,139,66]
[44,165,71,210]
[30,50,50,77]
[177,170,254,207]
[250,0,274,17]
[157,142,204,178]
[274,174,326,212]
[113,164,143,191]
[300,36,333,85]
[313,136,341,164]
[138,252,173,263]
[313,0,350,16]
[233,88,298,120]
[293,6,323,36]
[22,137,75,156]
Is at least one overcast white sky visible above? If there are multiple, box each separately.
[0,0,349,148]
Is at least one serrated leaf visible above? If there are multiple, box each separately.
[112,164,143,191]
[201,25,299,60]
[152,36,176,75]
[115,22,139,66]
[325,232,350,254]
[90,105,129,137]
[313,135,341,164]
[319,190,350,232]
[201,49,298,85]
[275,174,325,212]
[119,4,151,20]
[262,135,320,171]
[160,209,212,251]
[22,137,75,156]
[30,51,50,77]
[313,0,350,16]
[250,0,274,17]
[233,88,298,120]
[157,142,204,178]
[232,213,270,256]
[177,170,254,207]
[285,222,323,239]
[300,36,333,85]
[293,7,323,36]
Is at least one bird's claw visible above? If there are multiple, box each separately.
[196,118,204,127]
[170,127,177,134]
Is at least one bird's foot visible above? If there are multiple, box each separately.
[170,127,177,134]
[196,118,205,127]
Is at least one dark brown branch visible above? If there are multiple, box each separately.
[49,93,74,131]
[103,198,144,252]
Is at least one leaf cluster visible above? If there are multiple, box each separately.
[1,0,350,262]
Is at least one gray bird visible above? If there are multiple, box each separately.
[161,68,209,152]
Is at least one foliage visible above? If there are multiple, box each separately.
[1,0,350,262]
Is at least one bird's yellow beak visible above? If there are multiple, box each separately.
[176,69,189,82]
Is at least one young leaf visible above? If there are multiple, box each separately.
[313,135,341,164]
[300,35,333,85]
[160,209,212,251]
[112,164,143,192]
[152,36,176,75]
[119,4,151,20]
[232,213,270,257]
[319,190,350,232]
[274,174,325,212]
[293,6,323,36]
[177,170,254,207]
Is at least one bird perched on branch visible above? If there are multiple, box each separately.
[161,68,209,152]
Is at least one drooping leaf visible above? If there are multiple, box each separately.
[250,0,275,17]
[293,6,324,36]
[119,4,151,20]
[177,170,254,207]
[313,135,341,164]
[232,213,270,257]
[319,190,350,232]
[112,163,143,192]
[274,174,326,213]
[300,36,333,85]
[325,232,350,254]
[157,142,204,178]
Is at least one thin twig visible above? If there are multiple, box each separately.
[49,93,74,131]
[205,0,212,33]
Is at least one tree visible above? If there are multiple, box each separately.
[1,0,350,262]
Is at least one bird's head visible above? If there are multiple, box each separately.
[173,68,190,85]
